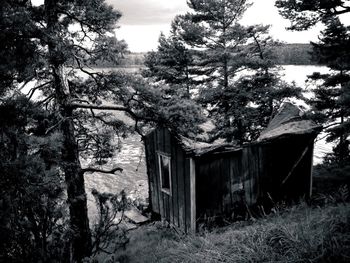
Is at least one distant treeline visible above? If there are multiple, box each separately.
[93,44,317,68]
[272,43,316,65]
[118,53,146,67]
[91,53,146,68]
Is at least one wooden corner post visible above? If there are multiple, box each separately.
[189,158,196,233]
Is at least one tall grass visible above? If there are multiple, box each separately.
[116,203,350,263]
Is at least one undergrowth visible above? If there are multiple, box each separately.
[115,202,350,263]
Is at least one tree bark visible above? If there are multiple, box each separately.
[62,109,92,262]
[52,65,92,262]
[45,0,92,259]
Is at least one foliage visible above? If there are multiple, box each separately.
[276,0,350,167]
[143,33,193,98]
[272,43,315,65]
[92,43,318,69]
[0,96,68,262]
[201,71,302,143]
[313,162,350,196]
[0,0,131,260]
[275,0,350,31]
[152,0,302,144]
[172,0,253,89]
[90,189,130,257]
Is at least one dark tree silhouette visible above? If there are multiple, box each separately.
[276,0,350,166]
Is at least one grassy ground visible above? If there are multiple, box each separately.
[81,129,348,263]
[112,201,350,263]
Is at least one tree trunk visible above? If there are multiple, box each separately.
[186,65,190,98]
[339,115,346,164]
[62,109,92,262]
[53,66,92,262]
[223,56,229,90]
[45,1,92,260]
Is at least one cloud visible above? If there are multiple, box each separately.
[108,0,326,52]
[242,0,322,43]
[116,24,171,52]
[106,0,189,25]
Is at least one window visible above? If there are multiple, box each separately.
[158,153,171,195]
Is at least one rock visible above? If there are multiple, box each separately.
[124,208,149,224]
[119,221,138,231]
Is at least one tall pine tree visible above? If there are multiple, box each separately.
[146,0,302,144]
[1,2,205,261]
[276,0,350,166]
[143,33,193,98]
[309,17,350,165]
[172,0,253,91]
[1,1,127,260]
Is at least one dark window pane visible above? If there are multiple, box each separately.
[159,155,171,191]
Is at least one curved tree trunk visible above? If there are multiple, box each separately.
[52,64,92,262]
[45,0,92,259]
[61,107,92,262]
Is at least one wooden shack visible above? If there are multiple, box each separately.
[144,103,321,232]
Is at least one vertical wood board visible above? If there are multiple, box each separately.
[176,145,186,230]
[171,138,179,227]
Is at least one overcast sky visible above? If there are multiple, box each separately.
[107,0,323,52]
[30,0,348,52]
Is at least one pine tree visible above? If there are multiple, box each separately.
[0,1,126,260]
[309,17,350,165]
[1,2,205,260]
[143,33,193,98]
[172,0,253,90]
[157,0,302,144]
[275,0,350,31]
[0,97,67,262]
[276,0,350,166]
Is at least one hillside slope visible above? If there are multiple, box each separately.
[115,202,350,263]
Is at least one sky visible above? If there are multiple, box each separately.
[107,0,324,52]
[30,0,348,52]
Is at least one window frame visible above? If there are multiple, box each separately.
[157,151,172,196]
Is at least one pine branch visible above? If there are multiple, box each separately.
[71,102,132,113]
[45,118,67,135]
[35,94,54,108]
[81,167,123,175]
[323,122,342,130]
[329,6,350,16]
[57,9,102,36]
[26,81,52,100]
[72,44,93,56]
[70,102,154,122]
[73,56,102,83]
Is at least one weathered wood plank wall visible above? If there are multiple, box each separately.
[146,127,316,232]
[241,145,260,205]
[256,135,314,201]
[196,151,247,219]
[170,136,179,227]
[145,127,190,231]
